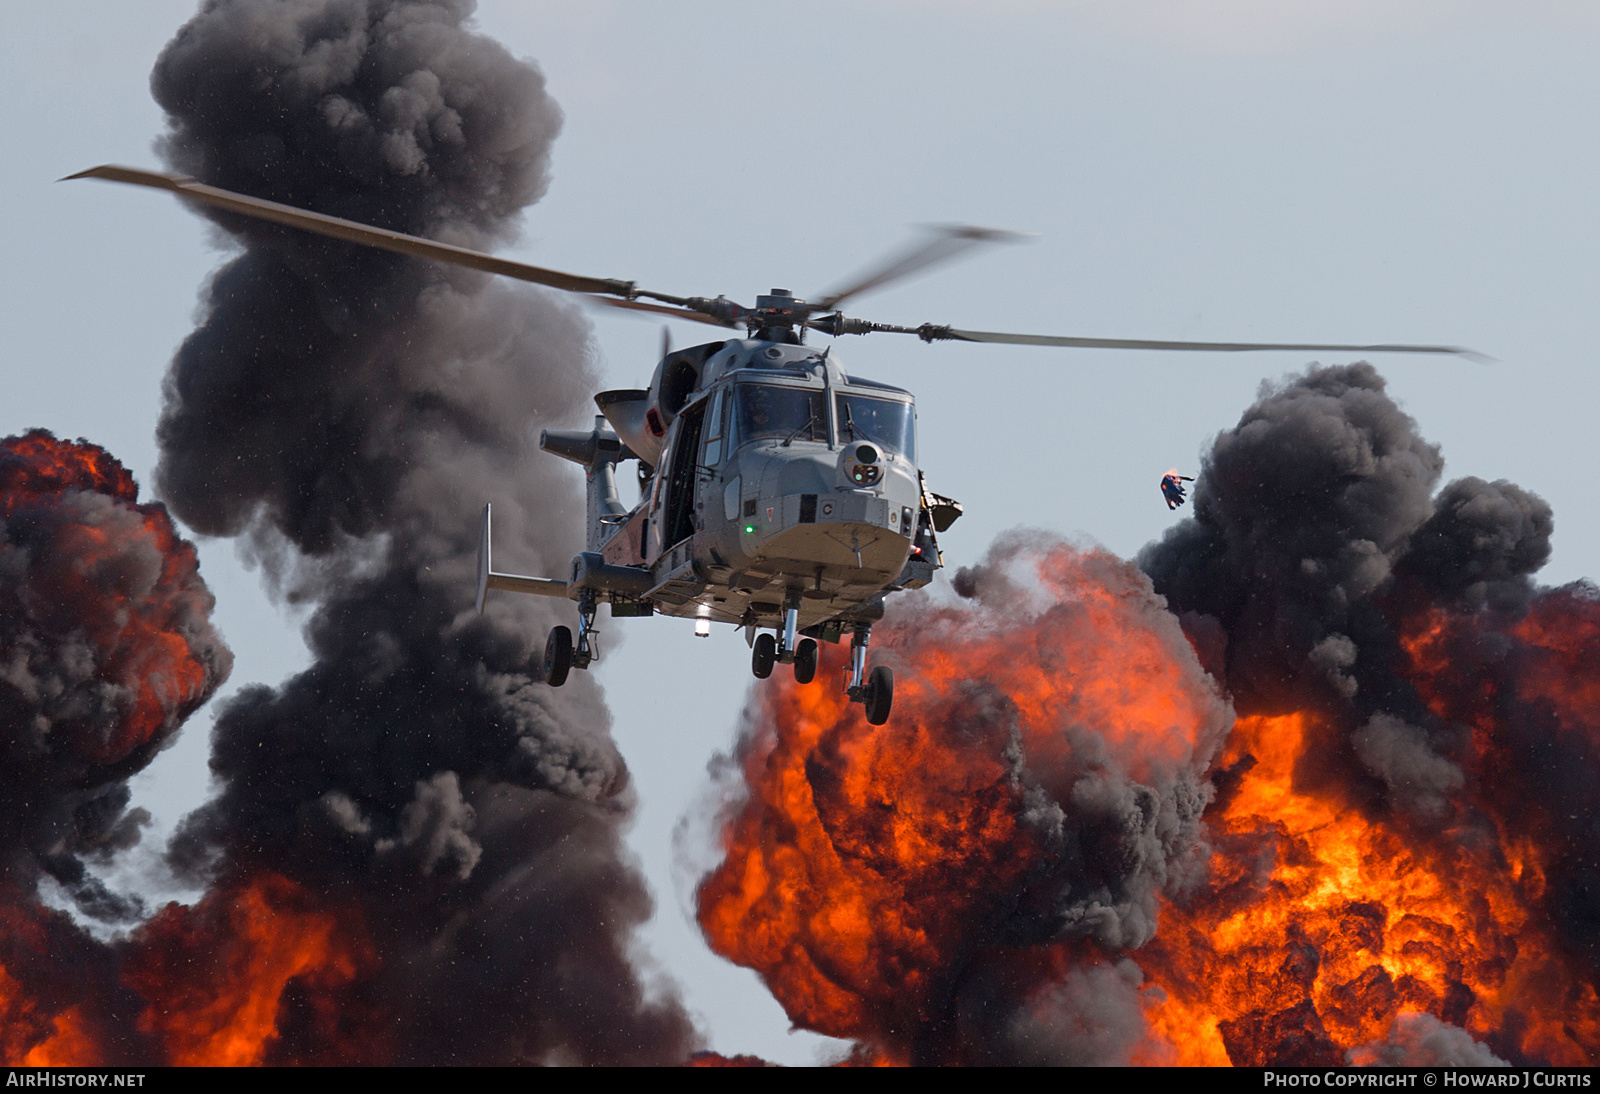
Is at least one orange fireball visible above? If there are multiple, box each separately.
[698,536,1231,1063]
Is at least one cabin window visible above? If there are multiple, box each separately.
[733,384,825,447]
[835,393,915,462]
[702,388,726,465]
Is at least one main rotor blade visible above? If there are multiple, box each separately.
[586,296,736,328]
[66,165,641,299]
[814,224,1030,312]
[929,326,1494,363]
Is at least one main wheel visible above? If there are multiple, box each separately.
[793,638,819,684]
[864,665,894,725]
[544,626,574,687]
[752,632,777,679]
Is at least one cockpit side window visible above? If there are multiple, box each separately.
[734,384,825,447]
[702,388,727,465]
[835,393,915,463]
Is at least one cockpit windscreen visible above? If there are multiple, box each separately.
[734,384,825,446]
[836,393,915,462]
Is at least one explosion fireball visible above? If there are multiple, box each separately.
[0,429,230,1064]
[697,364,1600,1066]
[699,539,1231,1065]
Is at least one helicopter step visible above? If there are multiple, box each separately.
[645,546,707,606]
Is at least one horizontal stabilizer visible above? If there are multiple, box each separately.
[477,504,568,613]
[486,572,569,599]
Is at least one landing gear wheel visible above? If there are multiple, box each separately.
[864,665,893,725]
[793,638,819,684]
[752,633,777,679]
[544,626,574,687]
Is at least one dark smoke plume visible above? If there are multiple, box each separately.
[1138,362,1600,1065]
[1140,364,1453,711]
[1136,362,1553,823]
[141,0,694,1063]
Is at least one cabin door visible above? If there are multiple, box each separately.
[658,399,706,555]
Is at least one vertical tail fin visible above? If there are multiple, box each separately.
[476,503,492,614]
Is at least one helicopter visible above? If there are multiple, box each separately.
[67,165,1487,725]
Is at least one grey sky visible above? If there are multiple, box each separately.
[4,0,1597,1063]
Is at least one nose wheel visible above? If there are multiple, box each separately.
[752,595,824,685]
[752,632,777,678]
[793,638,818,684]
[752,632,820,684]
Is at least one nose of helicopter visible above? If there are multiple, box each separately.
[726,448,919,583]
[737,499,914,596]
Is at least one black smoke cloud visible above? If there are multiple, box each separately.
[1140,363,1600,1062]
[1137,363,1554,819]
[1398,475,1553,612]
[1140,364,1453,711]
[148,0,695,1063]
[952,539,1226,957]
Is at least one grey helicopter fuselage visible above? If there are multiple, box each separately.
[536,333,940,644]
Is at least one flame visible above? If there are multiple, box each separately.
[19,1009,99,1068]
[0,430,137,505]
[0,899,104,1067]
[0,430,242,1068]
[697,651,1037,1050]
[123,873,380,1066]
[1086,583,1600,1066]
[1136,709,1594,1064]
[1510,587,1600,727]
[698,542,1226,1061]
[0,969,100,1067]
[0,430,218,765]
[700,539,1600,1065]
